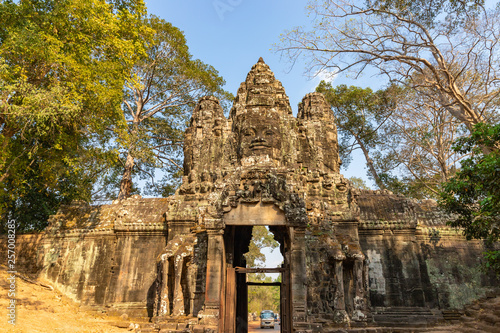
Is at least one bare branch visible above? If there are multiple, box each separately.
[277,0,499,130]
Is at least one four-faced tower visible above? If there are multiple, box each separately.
[159,58,367,332]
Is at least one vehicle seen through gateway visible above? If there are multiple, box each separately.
[260,310,275,329]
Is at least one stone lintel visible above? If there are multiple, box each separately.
[224,202,286,226]
[165,220,197,226]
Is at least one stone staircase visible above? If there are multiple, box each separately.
[108,315,215,333]
[371,306,443,327]
[336,293,500,333]
[441,309,464,322]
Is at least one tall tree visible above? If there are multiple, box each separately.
[318,80,470,199]
[116,16,232,199]
[377,84,468,198]
[440,123,500,274]
[348,176,371,190]
[368,0,485,28]
[0,0,150,231]
[278,0,499,133]
[316,82,395,189]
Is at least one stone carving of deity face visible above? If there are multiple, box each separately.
[238,113,282,161]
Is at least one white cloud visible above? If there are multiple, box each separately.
[314,68,338,83]
[298,68,338,100]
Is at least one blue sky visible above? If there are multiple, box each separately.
[145,1,318,107]
[145,0,381,185]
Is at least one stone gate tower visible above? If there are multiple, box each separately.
[157,58,368,332]
[30,58,497,333]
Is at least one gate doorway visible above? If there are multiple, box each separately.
[223,267,291,333]
[221,225,292,333]
[241,267,289,333]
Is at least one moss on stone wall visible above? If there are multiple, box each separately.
[426,256,493,309]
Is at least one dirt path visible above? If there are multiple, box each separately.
[0,265,129,333]
[248,320,280,332]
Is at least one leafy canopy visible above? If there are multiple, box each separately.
[0,0,150,232]
[368,0,485,29]
[244,226,280,268]
[440,123,500,274]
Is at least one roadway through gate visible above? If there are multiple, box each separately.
[222,266,291,333]
[248,321,280,332]
[221,219,295,333]
[239,267,286,333]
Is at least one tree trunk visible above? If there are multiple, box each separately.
[357,138,386,190]
[117,116,140,200]
[117,152,134,200]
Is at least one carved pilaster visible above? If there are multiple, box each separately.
[291,227,307,323]
[333,260,349,323]
[172,256,185,316]
[199,224,225,326]
[352,258,368,321]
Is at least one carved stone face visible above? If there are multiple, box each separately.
[238,114,282,161]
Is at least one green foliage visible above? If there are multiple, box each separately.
[0,0,149,232]
[365,78,468,199]
[247,275,281,315]
[348,176,371,190]
[319,80,465,200]
[369,0,485,29]
[379,173,441,200]
[1,161,79,233]
[244,226,280,267]
[484,250,500,275]
[439,123,500,274]
[0,0,231,230]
